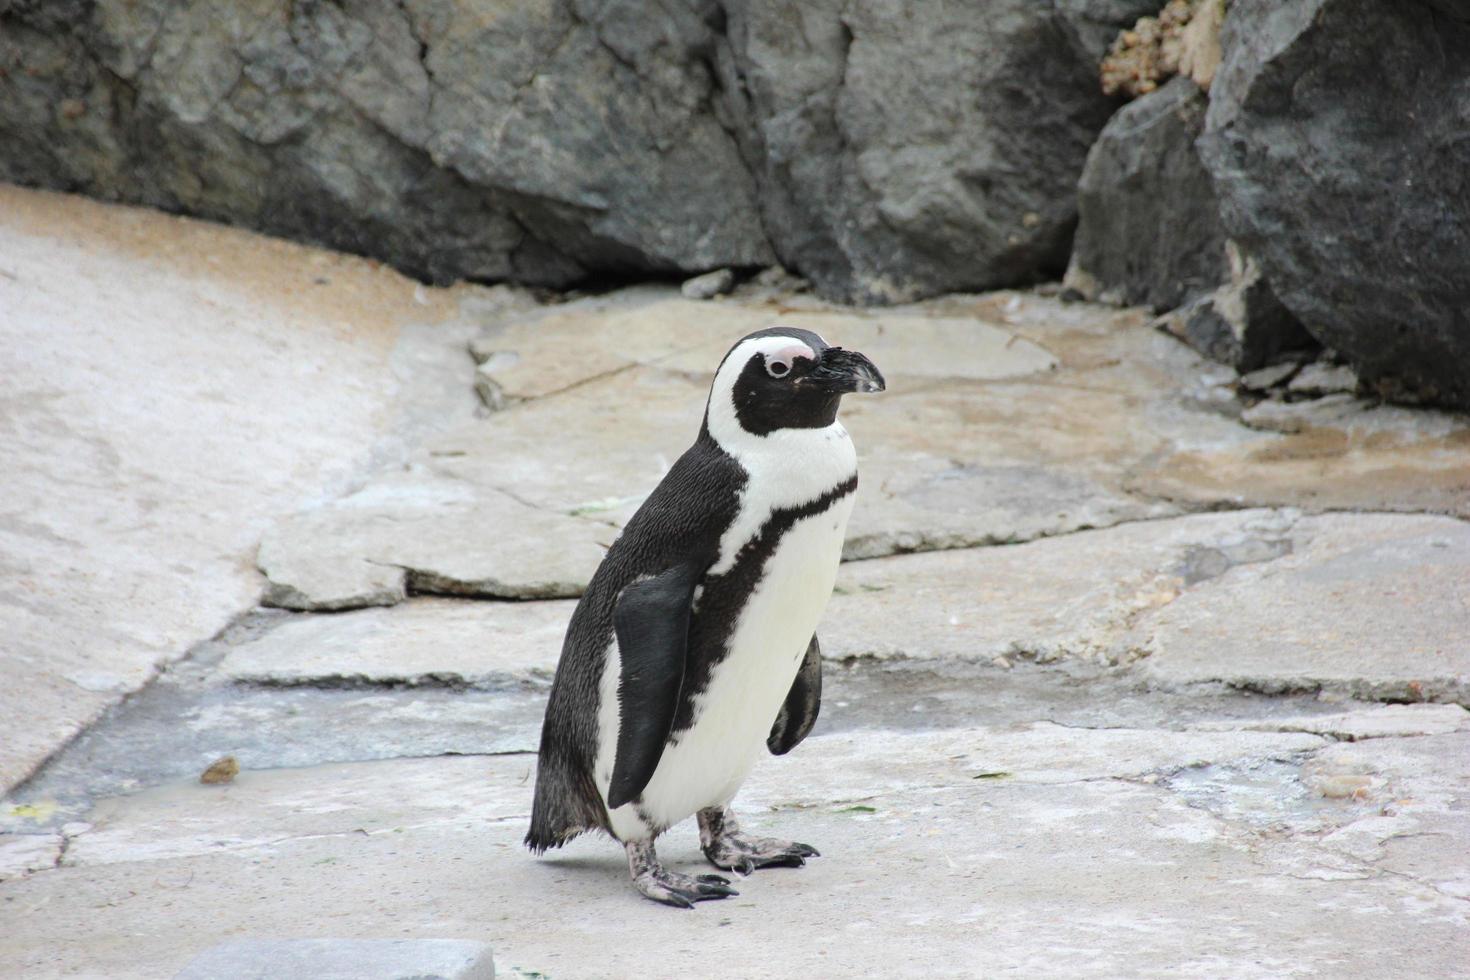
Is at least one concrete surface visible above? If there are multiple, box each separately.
[219,599,573,689]
[4,726,1467,978]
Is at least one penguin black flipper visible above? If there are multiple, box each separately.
[767,634,822,756]
[607,562,702,810]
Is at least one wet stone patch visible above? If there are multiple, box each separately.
[0,640,1383,837]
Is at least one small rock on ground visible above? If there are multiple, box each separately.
[680,268,736,299]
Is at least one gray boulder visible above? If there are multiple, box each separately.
[1065,75,1227,312]
[0,0,772,287]
[1064,71,1313,371]
[1198,0,1470,409]
[0,0,1158,303]
[714,0,1162,302]
[1166,241,1315,372]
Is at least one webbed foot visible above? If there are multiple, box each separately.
[698,805,820,874]
[626,839,738,909]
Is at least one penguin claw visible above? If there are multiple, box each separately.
[635,871,739,908]
[654,890,696,911]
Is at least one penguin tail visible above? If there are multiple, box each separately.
[525,754,608,854]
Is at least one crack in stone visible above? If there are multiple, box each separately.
[236,670,550,693]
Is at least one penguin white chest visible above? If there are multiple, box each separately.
[624,489,855,833]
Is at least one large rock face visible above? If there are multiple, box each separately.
[716,0,1160,302]
[1198,0,1470,408]
[0,0,773,287]
[0,0,1156,301]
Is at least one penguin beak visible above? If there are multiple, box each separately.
[808,347,886,394]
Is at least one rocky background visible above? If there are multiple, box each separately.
[3,0,1467,406]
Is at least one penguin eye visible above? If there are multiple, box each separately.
[766,357,792,379]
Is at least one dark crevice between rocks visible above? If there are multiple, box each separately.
[237,672,552,694]
[1212,678,1469,711]
[840,503,1249,565]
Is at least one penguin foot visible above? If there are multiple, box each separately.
[697,806,820,874]
[626,840,738,909]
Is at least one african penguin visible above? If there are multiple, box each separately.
[525,327,885,908]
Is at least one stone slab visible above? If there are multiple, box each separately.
[3,727,1465,978]
[960,292,1470,520]
[1139,513,1470,702]
[173,939,493,980]
[824,509,1300,664]
[1137,396,1470,517]
[257,473,615,608]
[1305,733,1470,901]
[0,833,59,881]
[60,755,533,867]
[220,599,572,688]
[0,186,509,793]
[3,683,547,835]
[1192,703,1470,741]
[825,510,1470,705]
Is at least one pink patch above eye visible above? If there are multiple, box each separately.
[769,343,815,368]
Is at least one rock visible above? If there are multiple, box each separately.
[0,0,1163,303]
[1236,361,1300,392]
[1065,72,1315,368]
[1287,361,1358,398]
[0,833,60,882]
[826,511,1470,707]
[1141,389,1470,518]
[0,186,492,795]
[1198,0,1470,409]
[1161,241,1316,370]
[0,0,770,290]
[1193,704,1470,741]
[1307,734,1470,899]
[219,599,571,689]
[59,725,1327,866]
[1065,76,1227,312]
[172,939,494,980]
[1237,394,1467,439]
[823,509,1300,665]
[197,756,238,785]
[1139,513,1470,702]
[8,682,547,823]
[713,0,1162,302]
[680,268,736,300]
[256,474,614,609]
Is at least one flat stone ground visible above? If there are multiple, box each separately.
[2,185,1468,979]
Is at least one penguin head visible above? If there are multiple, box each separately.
[705,328,885,440]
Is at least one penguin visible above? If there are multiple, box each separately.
[525,327,885,908]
